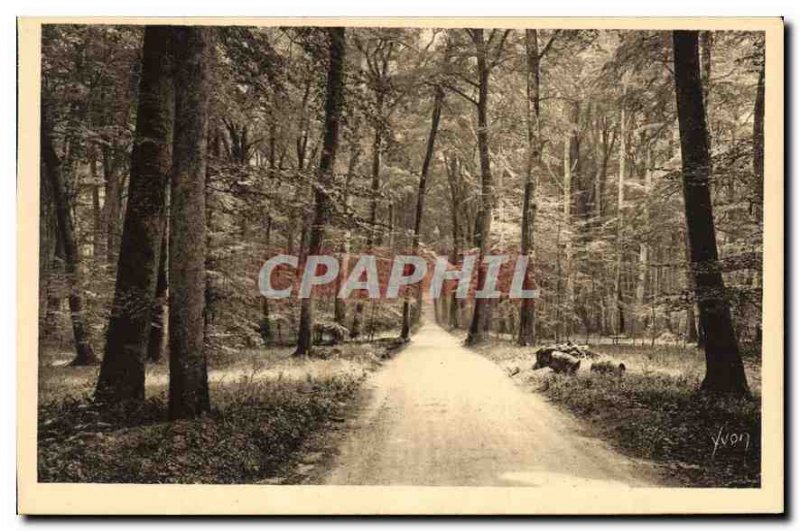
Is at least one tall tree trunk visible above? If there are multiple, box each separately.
[518,29,541,346]
[168,26,212,419]
[148,225,168,362]
[334,143,359,326]
[753,60,765,202]
[103,146,122,264]
[295,27,346,356]
[562,101,579,340]
[95,27,174,405]
[259,139,276,344]
[683,227,702,344]
[700,31,713,108]
[672,30,749,395]
[40,173,61,336]
[90,157,105,259]
[613,90,627,336]
[41,105,98,366]
[286,79,312,256]
[259,214,274,344]
[636,148,652,338]
[401,85,444,340]
[446,155,463,329]
[351,110,383,339]
[466,29,495,346]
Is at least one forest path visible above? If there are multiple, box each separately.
[322,308,662,487]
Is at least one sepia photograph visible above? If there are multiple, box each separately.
[16,16,784,515]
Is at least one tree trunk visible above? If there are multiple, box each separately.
[562,101,579,340]
[672,30,749,395]
[700,31,713,108]
[90,157,105,259]
[41,105,98,366]
[334,143,359,326]
[613,88,627,336]
[682,228,699,343]
[148,226,168,362]
[401,85,443,340]
[466,29,495,346]
[95,27,174,405]
[446,155,463,329]
[753,60,765,199]
[259,215,274,344]
[168,26,212,419]
[351,108,384,339]
[295,27,346,356]
[518,29,541,346]
[636,148,652,337]
[103,146,122,264]
[286,78,312,256]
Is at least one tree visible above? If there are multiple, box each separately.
[464,28,508,346]
[672,30,749,395]
[95,27,174,406]
[350,30,402,338]
[41,104,99,366]
[168,26,213,419]
[753,55,765,194]
[517,29,558,346]
[148,227,169,362]
[295,27,347,356]
[517,29,544,346]
[401,84,444,340]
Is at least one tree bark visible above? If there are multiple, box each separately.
[168,26,212,418]
[562,101,579,340]
[103,146,122,264]
[95,27,174,405]
[672,30,749,395]
[466,29,495,346]
[446,155,463,329]
[518,29,541,346]
[636,147,652,337]
[90,157,105,259]
[295,27,346,356]
[351,105,384,339]
[401,85,444,340]
[334,142,359,326]
[682,227,699,343]
[148,225,168,362]
[753,60,765,199]
[613,91,626,336]
[700,31,713,108]
[41,104,99,366]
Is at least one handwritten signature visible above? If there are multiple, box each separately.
[710,426,751,459]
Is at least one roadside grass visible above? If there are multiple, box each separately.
[37,341,401,483]
[542,372,760,487]
[461,331,762,488]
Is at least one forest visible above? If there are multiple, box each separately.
[37,24,764,487]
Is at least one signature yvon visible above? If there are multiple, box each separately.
[711,426,751,459]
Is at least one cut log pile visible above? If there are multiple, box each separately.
[534,342,598,361]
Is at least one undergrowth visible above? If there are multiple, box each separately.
[38,374,363,483]
[542,372,761,487]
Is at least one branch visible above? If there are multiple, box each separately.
[490,29,512,68]
[442,82,478,106]
[538,29,561,60]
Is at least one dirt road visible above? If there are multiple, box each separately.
[323,313,662,487]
